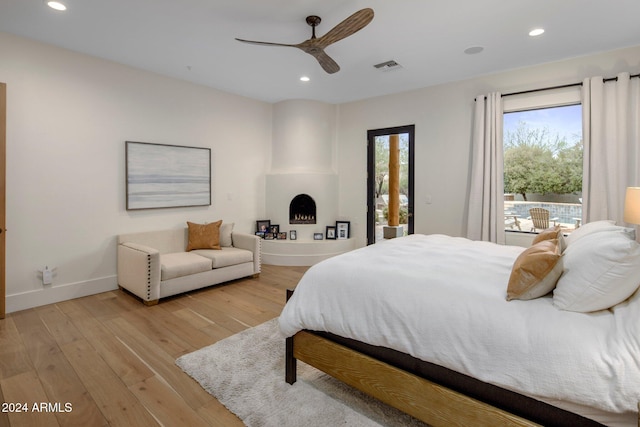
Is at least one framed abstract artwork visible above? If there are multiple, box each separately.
[126,141,211,210]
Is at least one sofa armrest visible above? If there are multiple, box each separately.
[117,242,161,302]
[232,232,261,274]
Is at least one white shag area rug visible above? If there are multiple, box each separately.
[176,318,428,427]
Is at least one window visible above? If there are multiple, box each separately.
[503,88,583,233]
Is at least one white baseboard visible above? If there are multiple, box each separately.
[6,275,118,314]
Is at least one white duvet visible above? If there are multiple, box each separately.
[279,234,640,416]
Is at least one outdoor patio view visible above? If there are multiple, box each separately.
[503,104,583,233]
[374,134,409,241]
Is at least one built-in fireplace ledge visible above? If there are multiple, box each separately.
[261,238,355,266]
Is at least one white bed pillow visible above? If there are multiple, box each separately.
[564,220,635,247]
[554,229,640,312]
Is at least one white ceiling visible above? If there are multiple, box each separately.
[2,0,640,104]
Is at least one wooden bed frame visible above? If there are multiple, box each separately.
[284,291,639,427]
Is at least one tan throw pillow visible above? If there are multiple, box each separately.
[186,220,222,251]
[506,239,563,301]
[531,225,566,252]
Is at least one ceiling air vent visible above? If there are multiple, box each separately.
[373,60,402,71]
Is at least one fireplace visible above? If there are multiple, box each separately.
[289,194,316,224]
[266,100,339,240]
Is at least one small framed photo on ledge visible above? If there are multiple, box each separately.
[336,221,350,239]
[269,224,280,234]
[326,226,336,240]
[256,220,270,233]
[290,230,297,240]
[313,233,323,240]
[277,232,287,240]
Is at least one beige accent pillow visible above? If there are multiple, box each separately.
[506,239,563,301]
[220,222,234,247]
[532,225,566,252]
[186,220,222,251]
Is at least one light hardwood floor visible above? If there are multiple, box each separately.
[0,264,308,427]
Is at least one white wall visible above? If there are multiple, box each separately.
[271,99,337,174]
[0,32,272,312]
[336,45,640,247]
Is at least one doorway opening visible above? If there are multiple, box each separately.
[367,125,415,245]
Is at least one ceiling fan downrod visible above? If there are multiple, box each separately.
[306,15,321,39]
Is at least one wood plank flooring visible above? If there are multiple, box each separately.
[0,264,308,427]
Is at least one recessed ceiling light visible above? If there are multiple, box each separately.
[47,1,67,11]
[529,28,545,37]
[464,46,484,55]
[300,76,310,82]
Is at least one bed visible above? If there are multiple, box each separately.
[279,223,640,426]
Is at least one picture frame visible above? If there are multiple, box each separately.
[326,226,336,240]
[277,232,287,240]
[313,233,323,240]
[256,220,271,233]
[255,231,266,239]
[126,141,211,210]
[290,230,297,240]
[336,221,351,239]
[265,233,275,240]
[269,224,280,234]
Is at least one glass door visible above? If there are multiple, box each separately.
[367,125,415,244]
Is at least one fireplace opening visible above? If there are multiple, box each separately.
[290,194,316,224]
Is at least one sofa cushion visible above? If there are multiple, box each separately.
[186,220,222,251]
[161,252,212,281]
[192,247,253,269]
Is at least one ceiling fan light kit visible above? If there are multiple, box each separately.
[235,8,374,74]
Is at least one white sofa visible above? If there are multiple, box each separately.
[117,224,261,305]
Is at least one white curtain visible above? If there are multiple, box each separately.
[467,92,505,243]
[582,72,640,224]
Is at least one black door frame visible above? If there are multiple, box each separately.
[366,125,415,245]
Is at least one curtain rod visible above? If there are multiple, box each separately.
[501,72,640,98]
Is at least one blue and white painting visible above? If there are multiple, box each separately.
[126,141,211,210]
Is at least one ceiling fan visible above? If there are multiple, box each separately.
[235,8,374,74]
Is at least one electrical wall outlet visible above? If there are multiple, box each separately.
[43,266,53,285]
[39,266,57,285]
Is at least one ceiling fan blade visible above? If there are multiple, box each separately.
[235,38,297,48]
[316,8,374,48]
[300,47,340,74]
